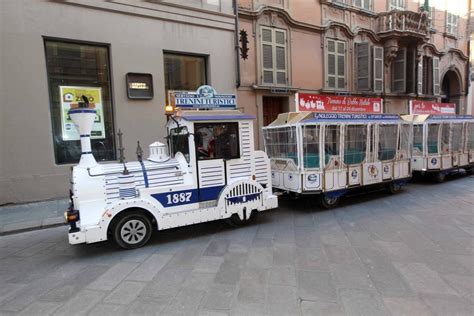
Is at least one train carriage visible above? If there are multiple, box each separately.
[65,86,278,249]
[263,112,412,208]
[402,114,474,181]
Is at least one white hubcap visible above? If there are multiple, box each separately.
[120,219,146,244]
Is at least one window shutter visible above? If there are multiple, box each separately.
[392,48,406,92]
[356,43,371,91]
[417,60,423,94]
[354,0,362,7]
[337,41,346,89]
[275,30,287,85]
[373,46,384,92]
[327,39,336,89]
[433,57,440,95]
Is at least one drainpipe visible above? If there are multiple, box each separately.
[233,0,241,88]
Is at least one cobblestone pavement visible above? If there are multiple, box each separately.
[0,175,473,315]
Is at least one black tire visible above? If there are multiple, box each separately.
[466,167,474,175]
[320,194,340,209]
[112,212,152,249]
[434,172,446,183]
[387,182,402,194]
[225,210,255,227]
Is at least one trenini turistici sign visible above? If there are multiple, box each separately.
[173,85,236,109]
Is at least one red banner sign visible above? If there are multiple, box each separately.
[297,94,383,114]
[409,100,456,115]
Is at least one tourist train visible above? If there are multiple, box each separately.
[402,114,474,182]
[263,110,412,208]
[65,87,278,249]
[65,89,473,248]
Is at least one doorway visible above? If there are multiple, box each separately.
[263,96,285,126]
[441,70,461,113]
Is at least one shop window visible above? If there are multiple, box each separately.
[260,26,287,85]
[170,127,190,162]
[194,123,239,160]
[399,123,411,159]
[428,124,440,154]
[44,39,115,164]
[451,123,462,152]
[303,125,320,169]
[326,39,346,90]
[344,125,367,164]
[164,53,206,100]
[378,125,398,161]
[441,123,450,153]
[325,125,340,164]
[413,124,424,155]
[355,42,383,92]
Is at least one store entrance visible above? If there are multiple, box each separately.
[263,96,285,126]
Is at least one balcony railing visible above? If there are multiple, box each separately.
[376,10,429,37]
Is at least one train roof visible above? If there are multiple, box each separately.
[265,112,404,127]
[174,109,255,122]
[402,114,474,123]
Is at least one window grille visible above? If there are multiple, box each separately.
[451,123,463,152]
[413,124,423,155]
[324,125,341,164]
[303,125,320,169]
[441,123,450,153]
[378,125,398,161]
[344,125,367,165]
[428,124,440,154]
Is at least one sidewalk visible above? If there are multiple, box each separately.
[0,199,67,235]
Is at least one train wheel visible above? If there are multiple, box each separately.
[320,194,340,209]
[466,168,474,175]
[434,172,446,183]
[112,212,152,249]
[388,182,402,194]
[226,210,255,227]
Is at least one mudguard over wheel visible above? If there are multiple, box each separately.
[112,212,152,249]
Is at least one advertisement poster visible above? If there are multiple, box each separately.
[297,93,383,114]
[409,100,456,115]
[60,86,105,141]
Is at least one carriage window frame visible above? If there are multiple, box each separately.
[170,126,190,162]
[468,122,474,150]
[413,124,424,155]
[441,123,450,153]
[194,122,240,161]
[427,123,440,154]
[399,123,411,159]
[263,126,298,165]
[302,125,320,169]
[324,125,341,165]
[378,124,398,161]
[451,123,463,152]
[344,124,367,165]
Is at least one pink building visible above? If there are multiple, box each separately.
[237,0,470,147]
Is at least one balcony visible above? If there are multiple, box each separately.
[376,10,430,39]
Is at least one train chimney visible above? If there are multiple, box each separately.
[68,96,97,168]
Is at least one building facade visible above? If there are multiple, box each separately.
[0,0,238,205]
[237,0,471,148]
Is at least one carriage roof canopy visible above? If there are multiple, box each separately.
[266,112,403,127]
[402,114,474,123]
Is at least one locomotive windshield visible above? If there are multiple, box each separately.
[194,122,240,160]
[170,127,190,162]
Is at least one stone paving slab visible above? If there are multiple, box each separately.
[0,175,473,315]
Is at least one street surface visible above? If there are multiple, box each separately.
[0,175,473,315]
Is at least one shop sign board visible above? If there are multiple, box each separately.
[60,86,106,141]
[173,85,236,109]
[409,100,456,115]
[296,93,383,114]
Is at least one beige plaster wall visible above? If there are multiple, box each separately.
[0,0,236,204]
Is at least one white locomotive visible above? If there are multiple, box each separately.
[65,87,278,249]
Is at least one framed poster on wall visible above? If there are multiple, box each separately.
[60,86,106,141]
